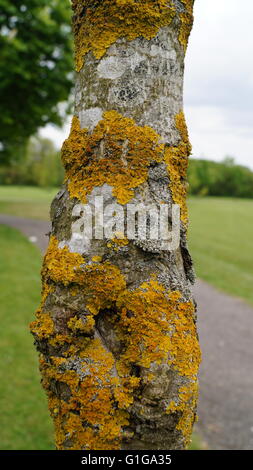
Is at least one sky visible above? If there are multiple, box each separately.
[41,0,253,169]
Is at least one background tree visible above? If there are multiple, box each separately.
[0,136,63,187]
[31,0,201,450]
[0,0,73,164]
[188,157,253,198]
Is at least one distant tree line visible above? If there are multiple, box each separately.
[188,157,253,198]
[1,150,253,198]
[0,136,63,187]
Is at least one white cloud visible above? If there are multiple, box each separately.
[185,105,253,168]
[40,118,71,149]
[184,0,253,168]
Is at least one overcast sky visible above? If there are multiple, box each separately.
[41,0,253,169]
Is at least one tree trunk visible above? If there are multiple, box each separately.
[31,0,201,450]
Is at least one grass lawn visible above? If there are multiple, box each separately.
[0,225,54,450]
[189,197,253,305]
[0,185,57,221]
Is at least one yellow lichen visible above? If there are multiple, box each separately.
[72,0,194,72]
[30,313,54,340]
[67,315,95,334]
[165,111,192,224]
[72,0,176,71]
[116,279,201,445]
[111,232,129,250]
[115,282,200,377]
[62,109,191,224]
[49,334,72,348]
[42,235,85,285]
[41,235,126,315]
[40,339,130,450]
[166,380,199,448]
[32,235,200,449]
[62,111,163,205]
[91,256,102,262]
[179,1,194,51]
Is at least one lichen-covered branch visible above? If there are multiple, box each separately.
[31,0,201,450]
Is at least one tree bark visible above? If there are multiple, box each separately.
[31,0,201,450]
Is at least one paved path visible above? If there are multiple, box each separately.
[1,213,253,450]
[194,280,253,450]
[0,214,51,252]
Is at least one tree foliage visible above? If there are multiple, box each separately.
[188,157,253,198]
[0,0,73,163]
[0,135,63,186]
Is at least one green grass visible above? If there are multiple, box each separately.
[0,225,54,450]
[188,197,253,305]
[0,185,57,221]
[189,429,208,450]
